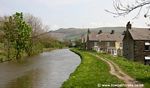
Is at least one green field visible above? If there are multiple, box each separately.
[61,49,123,88]
[94,52,150,88]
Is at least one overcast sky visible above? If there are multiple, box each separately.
[0,0,149,30]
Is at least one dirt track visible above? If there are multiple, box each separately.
[90,53,143,88]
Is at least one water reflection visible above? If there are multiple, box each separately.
[0,49,81,88]
[7,69,40,88]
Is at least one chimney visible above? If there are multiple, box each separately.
[87,28,90,42]
[126,21,132,30]
[87,28,90,34]
[122,31,126,35]
[110,30,114,34]
[98,30,102,34]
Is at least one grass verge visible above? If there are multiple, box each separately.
[61,49,123,88]
[94,52,150,88]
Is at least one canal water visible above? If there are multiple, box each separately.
[0,49,81,88]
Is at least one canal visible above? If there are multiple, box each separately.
[0,49,81,88]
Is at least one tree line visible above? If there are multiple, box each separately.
[0,12,66,62]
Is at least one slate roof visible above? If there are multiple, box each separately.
[89,32,98,41]
[85,32,123,42]
[129,28,150,40]
[81,32,98,42]
[98,33,123,42]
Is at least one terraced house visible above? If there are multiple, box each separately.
[82,29,123,56]
[123,22,150,65]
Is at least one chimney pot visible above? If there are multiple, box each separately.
[126,21,132,30]
[98,30,102,34]
[111,30,114,34]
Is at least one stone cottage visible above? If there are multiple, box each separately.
[82,29,123,56]
[123,22,150,65]
[97,30,123,56]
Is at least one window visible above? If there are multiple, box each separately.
[110,42,115,47]
[107,42,110,47]
[144,56,150,65]
[120,43,123,47]
[145,46,150,50]
[94,42,98,46]
[145,42,150,51]
[106,42,115,47]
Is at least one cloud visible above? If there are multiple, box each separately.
[0,5,7,16]
[32,0,84,8]
[0,9,3,15]
[0,0,147,28]
[88,22,102,28]
[50,24,60,30]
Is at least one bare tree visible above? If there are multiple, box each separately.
[106,0,150,18]
[24,14,45,36]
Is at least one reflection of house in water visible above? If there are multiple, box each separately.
[123,22,150,65]
[82,29,123,56]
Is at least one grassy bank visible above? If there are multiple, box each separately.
[61,49,123,88]
[0,40,66,63]
[94,52,150,88]
[0,47,57,63]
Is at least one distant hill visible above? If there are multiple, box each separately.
[48,32,66,41]
[49,27,146,41]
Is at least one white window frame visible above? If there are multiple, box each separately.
[145,42,150,45]
[145,42,150,51]
[145,56,150,60]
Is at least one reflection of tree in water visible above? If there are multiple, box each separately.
[7,69,40,88]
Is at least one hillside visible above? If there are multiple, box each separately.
[50,27,126,41]
[50,27,146,41]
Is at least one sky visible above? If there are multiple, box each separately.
[0,0,149,30]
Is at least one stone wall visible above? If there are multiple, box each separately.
[123,31,134,60]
